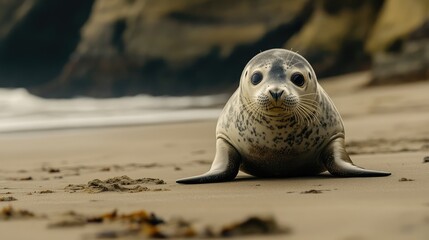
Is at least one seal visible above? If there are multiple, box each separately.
[177,49,391,184]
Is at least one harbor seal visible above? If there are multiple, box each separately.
[177,49,390,184]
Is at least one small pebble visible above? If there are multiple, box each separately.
[398,177,414,182]
[301,189,323,194]
[0,196,17,202]
[48,168,61,173]
[39,190,55,194]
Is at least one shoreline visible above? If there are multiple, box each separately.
[1,72,429,239]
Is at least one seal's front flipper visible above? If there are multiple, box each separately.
[176,138,241,184]
[322,137,391,177]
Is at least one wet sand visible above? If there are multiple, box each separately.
[0,72,428,239]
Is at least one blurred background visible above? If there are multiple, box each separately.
[0,0,428,132]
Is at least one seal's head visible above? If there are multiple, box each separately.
[240,49,319,123]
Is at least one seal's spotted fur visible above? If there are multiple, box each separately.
[177,49,390,184]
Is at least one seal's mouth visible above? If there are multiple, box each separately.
[268,106,286,111]
[268,97,298,111]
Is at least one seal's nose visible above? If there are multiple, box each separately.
[269,90,284,101]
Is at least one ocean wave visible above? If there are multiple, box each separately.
[0,88,227,133]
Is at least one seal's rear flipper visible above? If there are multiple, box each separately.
[322,137,391,177]
[176,138,241,184]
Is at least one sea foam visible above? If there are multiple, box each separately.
[0,88,226,133]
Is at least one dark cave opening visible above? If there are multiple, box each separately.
[0,0,94,88]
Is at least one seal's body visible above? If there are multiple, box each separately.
[177,49,390,184]
[216,88,340,178]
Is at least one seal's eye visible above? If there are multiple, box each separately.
[291,73,305,87]
[250,71,263,85]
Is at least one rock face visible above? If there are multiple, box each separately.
[371,39,429,84]
[0,0,94,88]
[41,0,313,97]
[285,0,383,76]
[0,0,428,98]
[365,0,429,84]
[365,0,429,54]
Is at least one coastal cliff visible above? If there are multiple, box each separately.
[0,0,428,97]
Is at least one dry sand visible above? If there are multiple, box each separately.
[0,72,428,239]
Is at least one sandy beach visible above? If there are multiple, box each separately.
[0,72,428,240]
